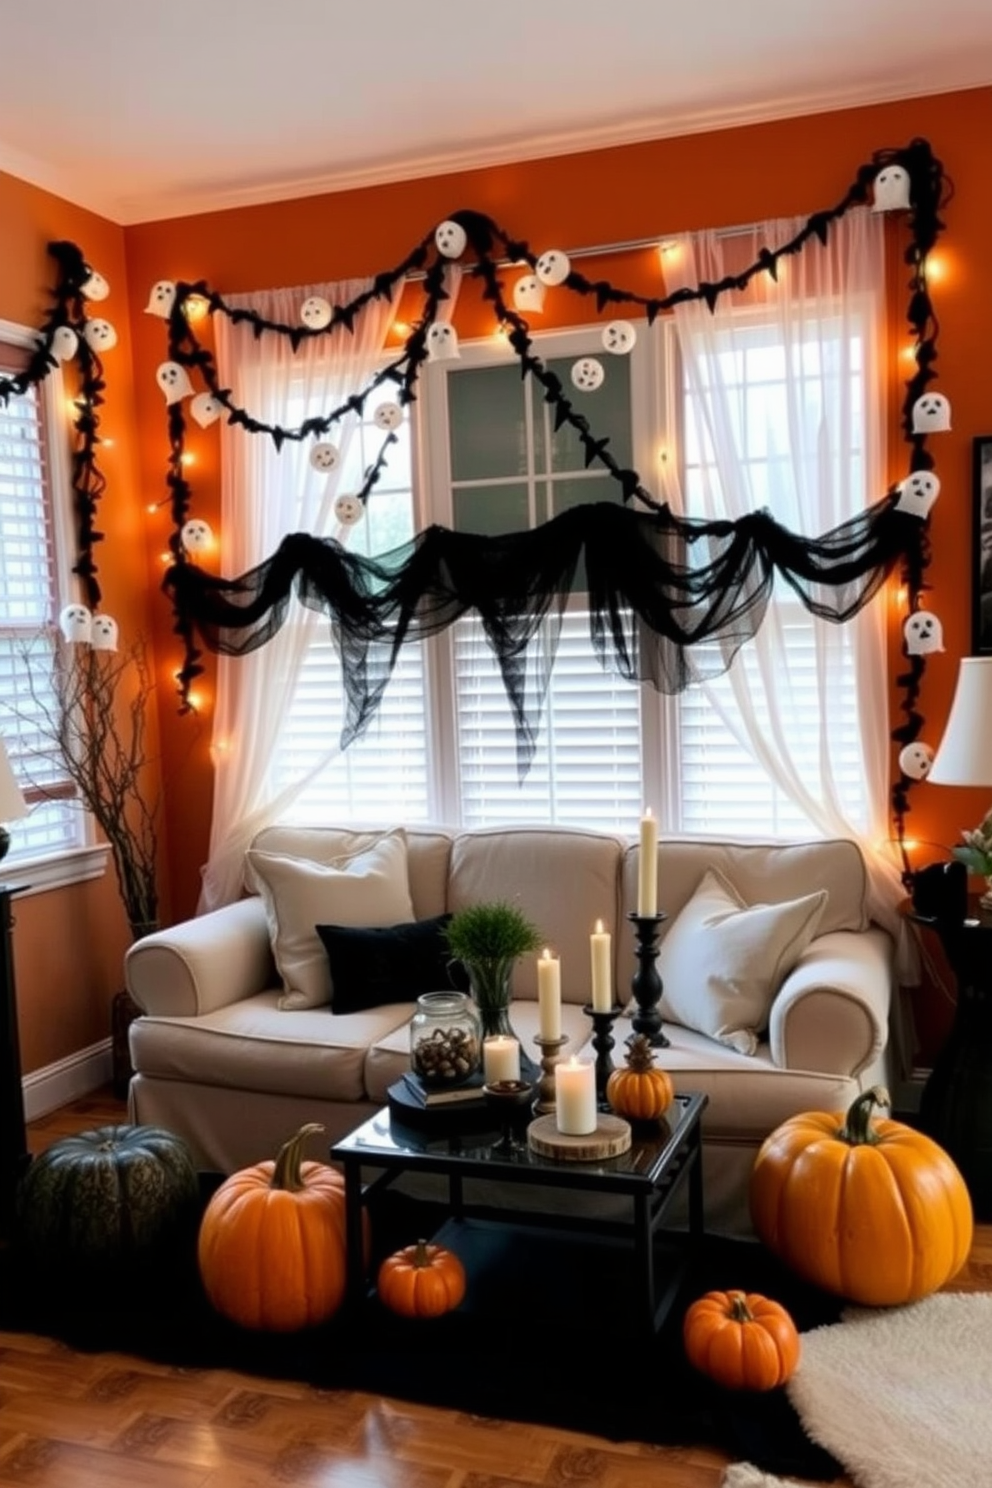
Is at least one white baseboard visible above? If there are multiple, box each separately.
[22,1040,113,1122]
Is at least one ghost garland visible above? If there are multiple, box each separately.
[0,239,123,652]
[143,138,946,875]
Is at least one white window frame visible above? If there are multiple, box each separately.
[0,318,108,896]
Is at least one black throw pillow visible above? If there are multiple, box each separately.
[316,914,456,1015]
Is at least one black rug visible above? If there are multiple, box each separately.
[0,1186,843,1482]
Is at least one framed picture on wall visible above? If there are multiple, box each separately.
[974,436,992,655]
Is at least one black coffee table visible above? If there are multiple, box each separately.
[330,1091,707,1336]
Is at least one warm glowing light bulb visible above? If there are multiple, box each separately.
[186,690,203,711]
[102,437,115,448]
[392,319,411,337]
[180,451,195,467]
[160,551,172,564]
[923,254,946,284]
[900,344,918,364]
[183,294,210,322]
[146,502,158,514]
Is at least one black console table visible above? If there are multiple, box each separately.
[912,898,992,1221]
[0,883,29,1236]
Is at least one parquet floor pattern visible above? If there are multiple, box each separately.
[2,1090,989,1488]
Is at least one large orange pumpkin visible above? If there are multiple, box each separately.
[683,1290,800,1391]
[750,1086,973,1306]
[197,1123,364,1331]
[377,1237,467,1318]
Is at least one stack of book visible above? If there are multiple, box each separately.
[399,1068,486,1107]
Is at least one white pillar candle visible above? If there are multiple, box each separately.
[555,1057,597,1135]
[590,919,612,1012]
[483,1035,520,1084]
[537,947,562,1042]
[638,807,658,917]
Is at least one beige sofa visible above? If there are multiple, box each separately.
[124,824,896,1234]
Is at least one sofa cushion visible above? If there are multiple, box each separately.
[316,914,455,1015]
[248,824,453,921]
[657,868,828,1055]
[246,829,415,1010]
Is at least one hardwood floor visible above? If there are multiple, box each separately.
[3,1089,990,1488]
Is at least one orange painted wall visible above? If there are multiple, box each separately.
[0,169,164,1075]
[124,85,992,927]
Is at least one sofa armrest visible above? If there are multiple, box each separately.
[125,897,275,1018]
[768,928,894,1079]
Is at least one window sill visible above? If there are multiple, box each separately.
[0,843,111,898]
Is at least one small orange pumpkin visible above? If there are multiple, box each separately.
[197,1123,365,1331]
[377,1238,467,1318]
[683,1290,800,1391]
[750,1086,973,1306]
[606,1033,674,1121]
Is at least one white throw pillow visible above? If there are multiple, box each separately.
[246,830,415,1010]
[657,867,828,1055]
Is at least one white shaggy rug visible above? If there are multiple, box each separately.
[722,1292,992,1488]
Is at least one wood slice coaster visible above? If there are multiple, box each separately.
[527,1112,631,1160]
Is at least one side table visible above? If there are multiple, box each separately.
[911,898,992,1220]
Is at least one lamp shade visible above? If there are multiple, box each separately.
[0,737,28,824]
[928,658,992,786]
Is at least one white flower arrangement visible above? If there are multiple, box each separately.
[952,809,992,877]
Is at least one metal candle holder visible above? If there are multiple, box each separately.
[583,1002,625,1108]
[627,911,669,1048]
[532,1033,569,1115]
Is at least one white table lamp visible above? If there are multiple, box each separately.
[929,657,992,907]
[0,738,29,864]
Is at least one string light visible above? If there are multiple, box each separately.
[183,294,210,322]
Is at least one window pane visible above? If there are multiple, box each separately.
[449,365,530,481]
[453,481,529,537]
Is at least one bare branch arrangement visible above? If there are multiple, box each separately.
[17,634,162,936]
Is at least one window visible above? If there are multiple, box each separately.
[270,310,877,842]
[0,322,98,880]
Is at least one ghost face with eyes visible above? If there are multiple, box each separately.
[872,165,912,212]
[83,319,118,353]
[571,357,605,392]
[435,220,467,259]
[59,604,92,644]
[91,614,119,652]
[912,393,951,434]
[895,472,941,519]
[81,268,110,301]
[536,250,571,287]
[49,325,79,362]
[602,321,636,355]
[513,274,545,313]
[181,519,213,554]
[904,611,945,656]
[334,494,365,526]
[190,392,223,428]
[426,323,460,362]
[156,362,194,404]
[898,742,934,781]
[373,402,403,431]
[145,280,177,318]
[300,296,332,330]
[309,442,340,473]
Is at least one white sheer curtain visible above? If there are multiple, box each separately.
[665,211,911,966]
[198,276,406,912]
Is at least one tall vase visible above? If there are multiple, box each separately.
[464,958,518,1040]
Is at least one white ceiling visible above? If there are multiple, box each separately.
[1,0,990,225]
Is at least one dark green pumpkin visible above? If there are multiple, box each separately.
[15,1124,199,1264]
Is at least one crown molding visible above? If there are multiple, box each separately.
[2,74,988,227]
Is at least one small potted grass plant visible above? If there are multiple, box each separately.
[443,900,542,1039]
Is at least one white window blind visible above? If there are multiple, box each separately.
[0,335,84,863]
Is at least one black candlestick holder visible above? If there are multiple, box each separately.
[627,911,669,1048]
[582,1003,624,1109]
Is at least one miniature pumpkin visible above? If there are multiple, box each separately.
[750,1086,973,1306]
[197,1123,362,1331]
[606,1033,673,1121]
[377,1238,467,1318]
[15,1123,199,1264]
[683,1289,800,1391]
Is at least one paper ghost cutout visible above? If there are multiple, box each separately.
[334,494,365,526]
[309,442,340,472]
[872,165,912,212]
[898,741,934,780]
[571,357,605,392]
[373,402,403,431]
[156,362,194,404]
[49,325,78,362]
[435,220,468,259]
[181,519,214,554]
[80,268,110,301]
[145,281,177,318]
[513,274,545,312]
[300,296,332,330]
[602,321,636,355]
[90,614,119,652]
[190,392,223,428]
[895,472,941,519]
[59,604,92,644]
[903,611,945,656]
[426,323,460,362]
[536,250,571,287]
[912,393,952,434]
[83,318,117,353]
